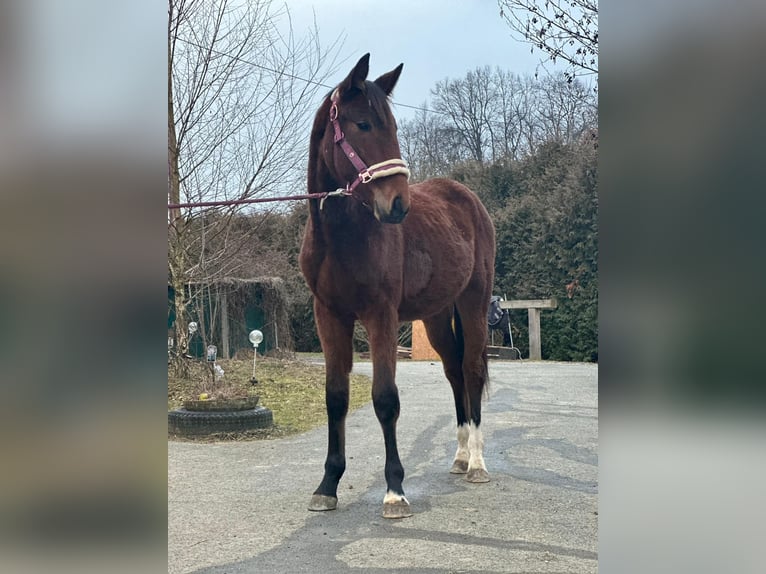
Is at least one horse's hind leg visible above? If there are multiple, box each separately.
[308,301,354,512]
[456,291,491,483]
[423,307,470,475]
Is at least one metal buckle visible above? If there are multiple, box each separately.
[359,170,372,184]
[319,188,349,210]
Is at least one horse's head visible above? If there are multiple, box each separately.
[316,54,410,224]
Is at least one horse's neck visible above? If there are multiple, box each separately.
[307,165,371,250]
[311,198,370,249]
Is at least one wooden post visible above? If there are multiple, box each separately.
[411,320,440,360]
[220,289,230,360]
[528,308,541,360]
[499,298,557,361]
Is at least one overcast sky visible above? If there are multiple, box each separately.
[282,0,564,120]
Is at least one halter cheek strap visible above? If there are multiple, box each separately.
[326,89,410,201]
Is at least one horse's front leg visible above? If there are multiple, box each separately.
[361,310,412,519]
[308,301,354,512]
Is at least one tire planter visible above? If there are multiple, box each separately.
[169,397,273,437]
[182,395,261,412]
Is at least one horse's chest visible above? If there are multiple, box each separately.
[312,253,397,311]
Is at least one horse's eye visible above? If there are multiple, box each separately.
[356,121,371,132]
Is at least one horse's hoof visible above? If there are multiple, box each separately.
[308,494,338,511]
[450,460,469,474]
[466,468,490,483]
[383,499,413,519]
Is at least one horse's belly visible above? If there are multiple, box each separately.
[399,244,472,319]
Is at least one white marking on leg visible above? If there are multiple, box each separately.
[383,490,409,506]
[382,489,413,518]
[454,423,470,466]
[467,421,487,473]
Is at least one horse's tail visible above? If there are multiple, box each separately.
[452,304,465,363]
[452,305,490,399]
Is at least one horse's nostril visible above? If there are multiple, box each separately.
[391,196,404,217]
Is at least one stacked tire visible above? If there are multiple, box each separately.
[168,397,273,437]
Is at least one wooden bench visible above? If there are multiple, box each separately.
[499,298,558,360]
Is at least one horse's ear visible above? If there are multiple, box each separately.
[339,53,370,96]
[374,63,404,96]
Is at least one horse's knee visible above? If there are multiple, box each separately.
[326,388,349,419]
[372,386,400,424]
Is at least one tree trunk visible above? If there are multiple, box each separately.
[168,29,189,377]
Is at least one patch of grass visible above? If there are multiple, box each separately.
[168,356,372,439]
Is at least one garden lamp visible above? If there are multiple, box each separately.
[249,329,263,382]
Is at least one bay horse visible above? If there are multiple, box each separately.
[299,54,496,519]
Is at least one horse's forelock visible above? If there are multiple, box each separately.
[336,82,392,125]
[364,81,394,127]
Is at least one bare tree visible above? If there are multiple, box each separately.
[399,106,465,181]
[399,68,597,175]
[488,69,533,160]
[497,0,598,83]
[532,75,597,144]
[168,0,339,369]
[431,67,496,163]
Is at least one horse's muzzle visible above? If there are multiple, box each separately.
[377,195,409,224]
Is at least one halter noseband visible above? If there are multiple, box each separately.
[322,88,410,209]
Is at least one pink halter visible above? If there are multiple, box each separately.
[327,88,410,194]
